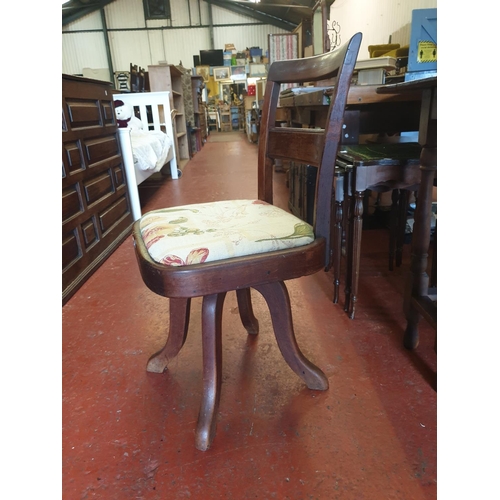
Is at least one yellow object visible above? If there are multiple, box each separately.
[369,45,409,59]
[417,41,437,63]
[368,44,400,58]
[206,76,218,99]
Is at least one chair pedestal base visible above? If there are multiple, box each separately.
[146,284,328,451]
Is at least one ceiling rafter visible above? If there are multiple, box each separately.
[62,0,116,26]
[62,0,322,29]
[206,0,300,31]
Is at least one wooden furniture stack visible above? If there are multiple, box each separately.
[148,64,190,169]
[62,75,133,304]
[333,143,422,319]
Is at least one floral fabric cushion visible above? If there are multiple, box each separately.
[139,199,315,266]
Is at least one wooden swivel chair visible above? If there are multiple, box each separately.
[131,33,362,451]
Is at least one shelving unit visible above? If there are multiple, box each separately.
[238,106,246,131]
[220,107,232,132]
[246,109,259,143]
[230,106,240,130]
[148,64,190,170]
[191,75,207,154]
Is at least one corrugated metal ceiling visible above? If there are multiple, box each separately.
[62,0,330,31]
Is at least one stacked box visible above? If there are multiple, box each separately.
[223,51,232,66]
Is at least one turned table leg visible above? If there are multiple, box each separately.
[333,173,344,304]
[347,190,364,319]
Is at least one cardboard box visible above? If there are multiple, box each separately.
[244,96,255,110]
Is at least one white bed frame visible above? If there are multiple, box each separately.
[113,91,178,221]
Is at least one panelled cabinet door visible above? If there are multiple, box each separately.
[62,75,134,304]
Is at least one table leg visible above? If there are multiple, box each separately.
[344,203,352,313]
[333,174,344,304]
[389,189,399,271]
[347,190,364,319]
[403,147,437,349]
[396,189,409,268]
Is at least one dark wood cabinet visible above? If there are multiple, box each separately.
[62,74,133,304]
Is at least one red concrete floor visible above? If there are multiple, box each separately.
[62,131,437,499]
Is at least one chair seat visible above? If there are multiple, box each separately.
[139,199,315,266]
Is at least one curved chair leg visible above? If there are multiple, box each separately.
[236,288,259,335]
[146,298,191,373]
[253,282,329,391]
[195,292,226,451]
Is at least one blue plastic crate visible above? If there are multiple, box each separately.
[408,8,437,74]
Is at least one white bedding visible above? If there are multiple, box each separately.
[130,130,173,172]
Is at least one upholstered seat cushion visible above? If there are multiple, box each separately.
[139,199,315,266]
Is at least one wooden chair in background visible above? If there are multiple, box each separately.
[130,63,146,92]
[218,105,232,132]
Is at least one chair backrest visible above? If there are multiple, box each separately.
[258,32,362,267]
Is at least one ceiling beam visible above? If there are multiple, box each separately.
[62,0,116,26]
[206,0,297,31]
[230,2,309,7]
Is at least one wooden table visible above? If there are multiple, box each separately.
[279,84,423,140]
[280,83,430,319]
[280,80,437,341]
[377,77,437,349]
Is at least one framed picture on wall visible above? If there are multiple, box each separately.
[268,33,299,64]
[213,66,231,81]
[196,65,210,82]
[249,63,267,77]
[230,65,246,80]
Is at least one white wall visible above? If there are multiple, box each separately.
[63,0,438,79]
[329,0,437,59]
[62,0,286,78]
